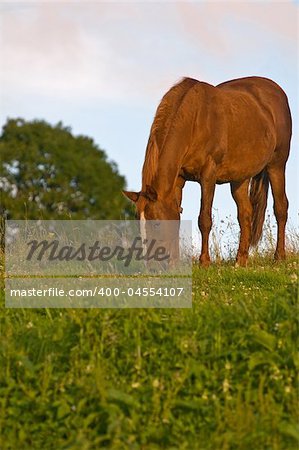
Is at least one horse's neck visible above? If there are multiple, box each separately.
[154,141,186,200]
[142,127,188,200]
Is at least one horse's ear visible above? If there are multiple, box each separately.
[122,190,139,203]
[145,185,157,202]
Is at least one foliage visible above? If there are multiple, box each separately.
[0,256,298,450]
[0,118,132,220]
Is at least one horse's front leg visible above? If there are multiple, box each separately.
[175,175,185,211]
[230,180,252,266]
[198,167,216,267]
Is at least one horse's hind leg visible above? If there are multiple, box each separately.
[230,179,252,266]
[267,164,288,260]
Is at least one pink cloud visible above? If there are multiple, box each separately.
[0,2,297,104]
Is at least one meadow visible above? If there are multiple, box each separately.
[0,249,298,450]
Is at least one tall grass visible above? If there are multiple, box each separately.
[207,212,299,262]
[0,216,298,450]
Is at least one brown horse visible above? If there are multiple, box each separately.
[124,76,292,266]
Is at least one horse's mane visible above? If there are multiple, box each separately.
[141,77,198,188]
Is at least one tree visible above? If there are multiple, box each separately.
[0,118,133,220]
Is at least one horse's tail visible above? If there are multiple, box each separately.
[250,169,269,247]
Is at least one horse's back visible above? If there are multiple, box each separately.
[216,76,287,100]
[216,76,292,152]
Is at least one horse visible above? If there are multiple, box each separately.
[124,76,292,266]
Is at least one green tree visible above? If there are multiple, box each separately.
[0,118,133,219]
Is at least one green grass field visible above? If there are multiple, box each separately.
[0,257,298,450]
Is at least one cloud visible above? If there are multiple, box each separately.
[1,3,178,102]
[1,4,117,100]
[0,1,297,106]
[231,2,297,41]
[176,2,297,60]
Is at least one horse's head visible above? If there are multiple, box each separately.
[123,185,181,220]
[123,185,182,267]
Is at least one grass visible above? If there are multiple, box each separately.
[0,254,298,450]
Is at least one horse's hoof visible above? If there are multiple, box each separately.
[199,259,211,268]
[235,258,247,267]
[274,252,286,261]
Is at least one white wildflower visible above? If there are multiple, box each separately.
[152,379,160,388]
[225,362,232,371]
[202,391,208,400]
[290,273,298,283]
[223,379,230,393]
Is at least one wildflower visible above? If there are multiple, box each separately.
[131,382,140,389]
[270,365,282,381]
[223,379,230,393]
[26,321,33,329]
[85,364,93,373]
[290,273,298,283]
[225,362,232,371]
[152,379,160,388]
[202,391,208,400]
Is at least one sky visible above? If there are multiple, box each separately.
[0,0,298,247]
